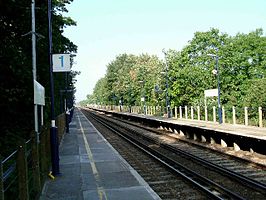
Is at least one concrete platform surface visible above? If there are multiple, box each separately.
[104,109,266,141]
[40,109,161,200]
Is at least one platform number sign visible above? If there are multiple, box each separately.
[52,54,71,72]
[59,55,64,68]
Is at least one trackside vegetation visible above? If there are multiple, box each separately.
[82,28,266,122]
[0,0,77,157]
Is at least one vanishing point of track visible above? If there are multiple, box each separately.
[82,109,266,200]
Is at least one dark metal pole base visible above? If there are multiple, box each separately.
[50,126,60,176]
[218,108,223,124]
[66,114,69,133]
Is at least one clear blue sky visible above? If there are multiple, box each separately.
[63,0,266,102]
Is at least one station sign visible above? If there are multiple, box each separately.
[52,54,71,72]
[204,89,218,97]
[34,80,45,105]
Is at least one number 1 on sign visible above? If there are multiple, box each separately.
[59,56,64,68]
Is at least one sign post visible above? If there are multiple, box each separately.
[34,80,45,142]
[204,89,218,122]
[48,0,60,176]
[53,53,71,133]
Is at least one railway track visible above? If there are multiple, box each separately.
[82,109,266,199]
[108,112,266,184]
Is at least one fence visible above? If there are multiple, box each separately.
[90,104,265,128]
[93,105,165,116]
[172,105,265,127]
[0,113,66,200]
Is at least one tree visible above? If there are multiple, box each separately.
[85,28,266,122]
[167,28,266,109]
[87,53,164,107]
[167,28,229,106]
[0,0,77,156]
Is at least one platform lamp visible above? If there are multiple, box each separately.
[139,80,146,115]
[207,49,222,124]
[48,0,60,175]
[162,49,171,118]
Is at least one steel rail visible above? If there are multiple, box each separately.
[87,111,245,200]
[108,113,266,194]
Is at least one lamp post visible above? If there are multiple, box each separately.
[162,49,171,118]
[207,50,222,124]
[48,0,60,175]
[126,85,132,113]
[119,98,122,112]
[139,80,146,115]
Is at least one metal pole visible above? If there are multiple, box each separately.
[31,0,39,141]
[129,85,132,113]
[216,55,222,124]
[59,90,63,113]
[140,81,146,115]
[32,1,36,81]
[65,72,69,133]
[144,89,146,115]
[163,50,171,118]
[48,0,60,175]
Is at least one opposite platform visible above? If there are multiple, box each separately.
[95,108,266,141]
[40,109,160,200]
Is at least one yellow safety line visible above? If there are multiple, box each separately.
[77,114,108,200]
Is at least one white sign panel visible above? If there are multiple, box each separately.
[204,89,218,97]
[52,54,71,72]
[141,97,145,102]
[34,80,45,105]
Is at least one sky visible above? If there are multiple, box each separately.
[63,0,266,102]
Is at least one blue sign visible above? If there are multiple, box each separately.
[52,54,71,72]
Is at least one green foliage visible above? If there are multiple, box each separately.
[85,28,266,121]
[168,28,266,109]
[88,53,164,107]
[244,79,266,108]
[0,0,77,156]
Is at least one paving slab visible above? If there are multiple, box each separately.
[40,109,161,200]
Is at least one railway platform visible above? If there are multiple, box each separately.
[133,112,266,140]
[89,107,266,156]
[40,109,160,200]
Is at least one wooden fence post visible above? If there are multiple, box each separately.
[205,106,208,121]
[191,106,194,120]
[31,132,41,196]
[197,106,200,120]
[44,127,51,181]
[185,106,188,119]
[232,106,236,125]
[39,127,51,184]
[17,140,29,200]
[213,106,216,123]
[179,106,182,119]
[0,157,4,200]
[259,107,263,127]
[39,129,46,183]
[222,106,225,123]
[175,106,177,119]
[245,107,248,126]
